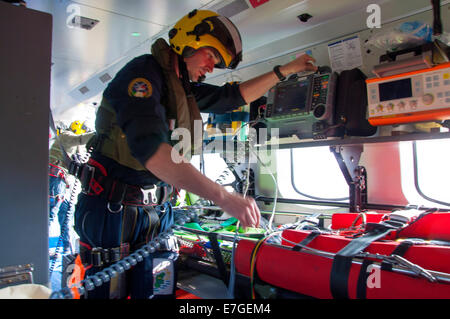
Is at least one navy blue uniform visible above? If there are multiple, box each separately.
[74,53,246,299]
[91,54,245,186]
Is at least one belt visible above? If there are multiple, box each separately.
[80,242,130,268]
[77,159,167,207]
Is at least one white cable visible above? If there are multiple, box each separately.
[249,147,278,233]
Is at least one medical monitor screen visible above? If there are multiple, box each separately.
[379,78,412,102]
[273,80,309,116]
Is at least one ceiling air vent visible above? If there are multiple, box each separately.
[69,16,100,30]
[79,86,90,94]
[212,0,249,18]
[99,73,112,83]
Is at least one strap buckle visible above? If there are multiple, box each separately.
[68,161,82,178]
[89,246,127,267]
[80,165,96,195]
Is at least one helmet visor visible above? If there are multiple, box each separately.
[207,15,242,69]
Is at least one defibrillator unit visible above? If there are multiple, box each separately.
[263,72,338,139]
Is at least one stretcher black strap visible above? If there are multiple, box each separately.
[207,233,229,287]
[356,259,373,299]
[356,240,413,299]
[380,240,413,271]
[292,231,321,252]
[329,224,395,299]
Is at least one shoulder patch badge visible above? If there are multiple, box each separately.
[128,78,153,98]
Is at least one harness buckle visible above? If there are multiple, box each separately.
[91,248,104,267]
[80,165,96,195]
[141,186,157,205]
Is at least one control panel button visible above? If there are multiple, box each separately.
[422,93,434,105]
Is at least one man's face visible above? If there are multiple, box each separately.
[183,47,221,82]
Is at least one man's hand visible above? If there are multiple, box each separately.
[279,54,317,77]
[214,191,261,229]
[145,143,261,230]
[239,53,318,104]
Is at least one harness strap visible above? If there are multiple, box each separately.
[49,164,69,186]
[329,223,395,299]
[77,161,164,207]
[292,231,321,252]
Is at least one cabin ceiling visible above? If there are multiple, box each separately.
[24,0,430,124]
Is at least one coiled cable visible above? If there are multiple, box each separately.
[49,217,177,299]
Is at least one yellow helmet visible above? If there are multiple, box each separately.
[169,9,242,69]
[70,120,86,135]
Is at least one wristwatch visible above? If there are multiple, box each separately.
[273,65,286,81]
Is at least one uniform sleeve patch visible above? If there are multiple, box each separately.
[128,78,153,98]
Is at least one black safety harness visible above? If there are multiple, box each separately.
[70,158,168,210]
[70,158,171,269]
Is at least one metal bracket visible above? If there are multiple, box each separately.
[0,264,34,289]
[330,145,367,212]
[141,186,157,205]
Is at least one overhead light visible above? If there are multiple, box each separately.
[131,32,141,37]
[99,73,112,84]
[79,86,90,94]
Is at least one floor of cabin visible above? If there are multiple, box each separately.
[177,268,229,299]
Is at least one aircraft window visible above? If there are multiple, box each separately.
[400,139,450,208]
[413,139,450,207]
[276,147,349,201]
[191,153,236,192]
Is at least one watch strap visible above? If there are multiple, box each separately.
[273,65,286,81]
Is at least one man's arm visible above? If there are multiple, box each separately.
[239,54,318,104]
[145,142,260,229]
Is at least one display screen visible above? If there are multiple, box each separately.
[379,78,412,102]
[273,81,309,115]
